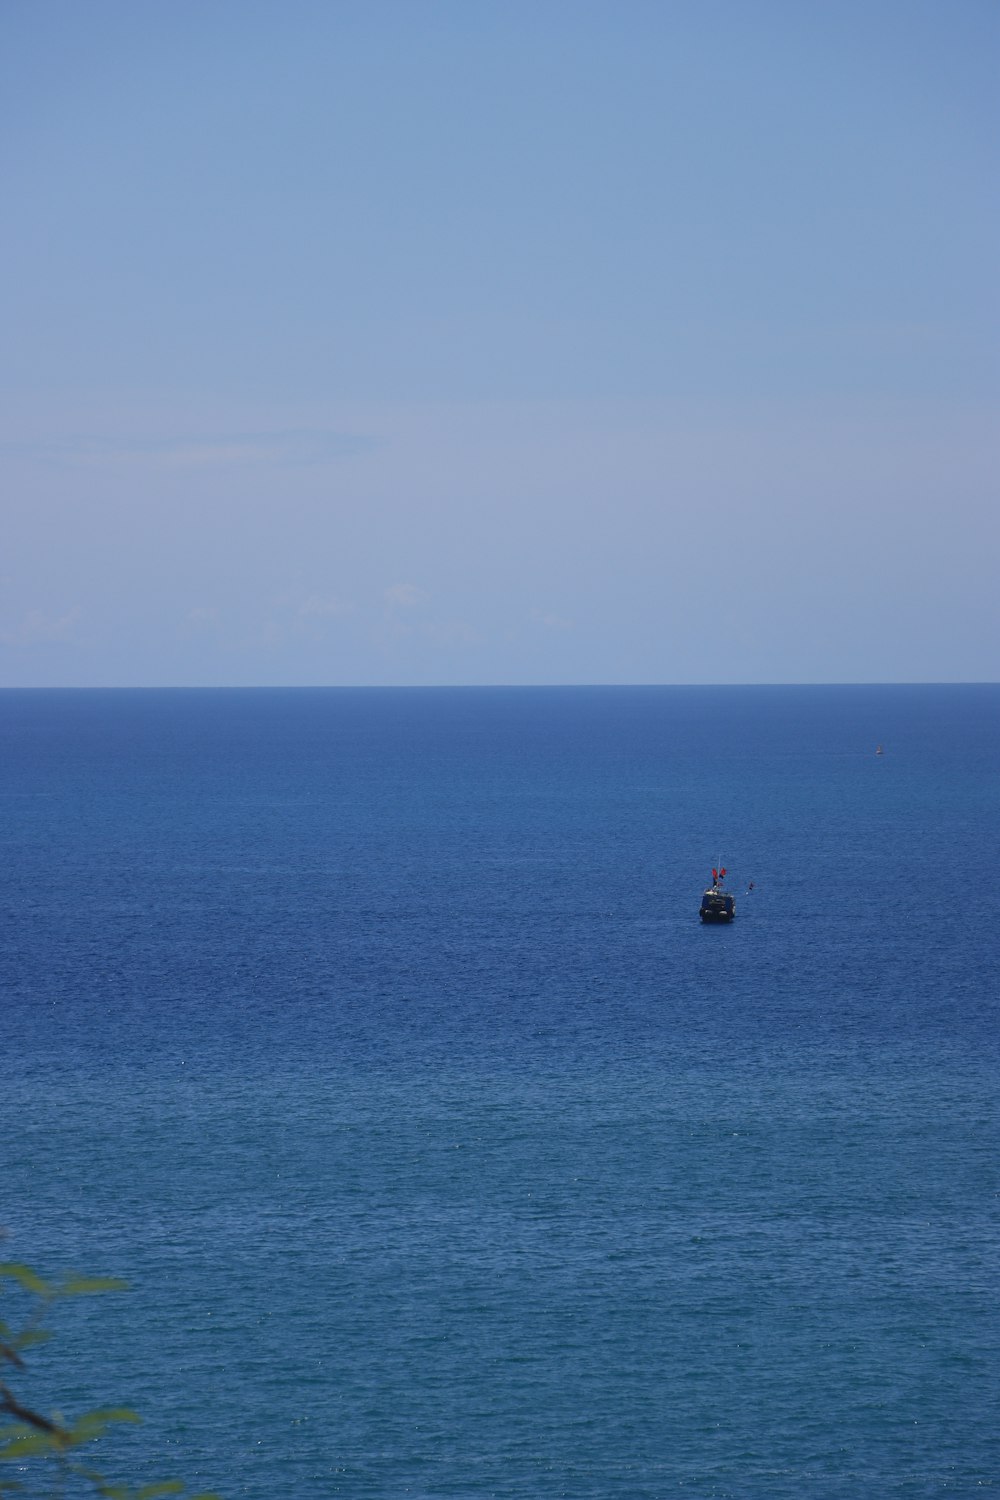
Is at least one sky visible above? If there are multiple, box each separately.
[2,0,997,686]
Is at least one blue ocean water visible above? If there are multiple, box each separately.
[2,685,998,1499]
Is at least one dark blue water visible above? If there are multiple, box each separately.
[2,686,998,1498]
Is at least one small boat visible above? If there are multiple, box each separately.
[875,745,884,755]
[700,867,736,923]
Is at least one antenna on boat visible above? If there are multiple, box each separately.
[700,859,736,922]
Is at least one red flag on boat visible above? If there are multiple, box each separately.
[720,867,726,878]
[712,868,717,880]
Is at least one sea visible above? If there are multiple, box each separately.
[2,685,998,1499]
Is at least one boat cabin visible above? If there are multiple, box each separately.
[700,867,735,922]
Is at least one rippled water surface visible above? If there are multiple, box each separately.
[2,686,998,1497]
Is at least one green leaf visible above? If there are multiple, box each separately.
[67,1461,131,1496]
[0,1429,61,1459]
[0,1419,51,1445]
[10,1329,51,1352]
[0,1265,52,1298]
[65,1408,141,1446]
[136,1483,186,1497]
[60,1276,129,1296]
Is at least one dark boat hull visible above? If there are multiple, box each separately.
[700,891,736,922]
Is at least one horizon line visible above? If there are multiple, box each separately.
[1,681,997,692]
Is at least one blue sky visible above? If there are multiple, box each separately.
[2,0,997,685]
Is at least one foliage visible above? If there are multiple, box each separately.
[0,1261,219,1500]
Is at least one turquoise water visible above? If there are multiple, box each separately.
[2,686,998,1497]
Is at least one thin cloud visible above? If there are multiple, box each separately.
[530,608,574,631]
[419,619,482,647]
[0,608,82,646]
[297,594,355,619]
[384,584,428,608]
[3,429,381,470]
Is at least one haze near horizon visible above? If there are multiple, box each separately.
[2,0,997,687]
